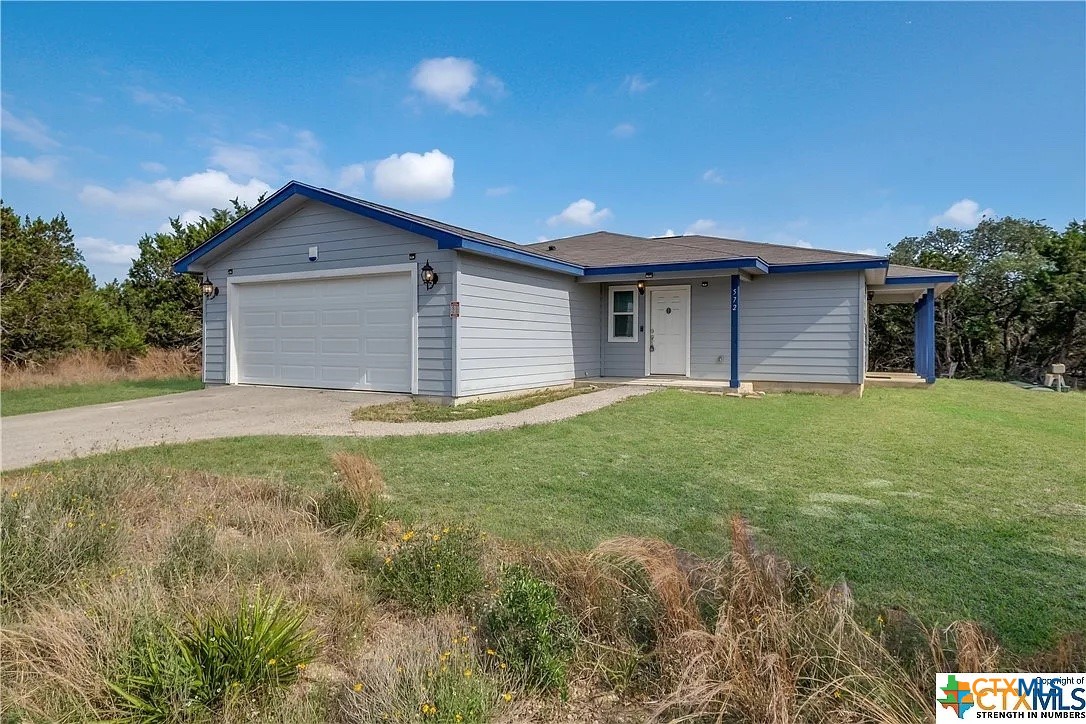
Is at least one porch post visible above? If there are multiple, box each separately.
[730,274,740,388]
[922,287,936,383]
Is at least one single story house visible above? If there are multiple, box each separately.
[173,181,958,402]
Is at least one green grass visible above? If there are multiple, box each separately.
[13,381,1085,652]
[352,385,593,422]
[0,377,202,416]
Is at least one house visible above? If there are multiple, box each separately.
[173,181,958,402]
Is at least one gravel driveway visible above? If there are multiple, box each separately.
[1,384,651,471]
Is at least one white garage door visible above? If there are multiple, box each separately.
[232,271,414,392]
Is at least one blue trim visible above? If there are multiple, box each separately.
[173,181,583,276]
[583,257,767,276]
[885,274,958,285]
[769,259,889,274]
[923,287,936,383]
[730,274,740,388]
[450,238,584,276]
[913,289,937,383]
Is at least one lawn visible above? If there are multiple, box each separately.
[0,376,202,416]
[351,385,593,422]
[12,380,1085,652]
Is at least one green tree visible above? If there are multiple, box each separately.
[0,203,96,364]
[123,200,253,349]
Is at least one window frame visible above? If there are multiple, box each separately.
[607,285,639,343]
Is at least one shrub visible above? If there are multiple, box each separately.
[155,520,219,588]
[377,525,485,614]
[483,565,576,693]
[311,453,387,534]
[0,474,119,608]
[107,592,317,721]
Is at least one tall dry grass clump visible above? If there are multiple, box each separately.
[0,348,198,390]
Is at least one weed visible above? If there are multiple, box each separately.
[377,525,485,614]
[155,520,219,588]
[311,453,388,534]
[483,566,576,693]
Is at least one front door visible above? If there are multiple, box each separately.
[648,287,689,375]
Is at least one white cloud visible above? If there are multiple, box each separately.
[410,57,501,115]
[702,168,724,184]
[610,122,636,139]
[210,144,268,178]
[621,74,655,94]
[1,108,60,150]
[157,209,205,233]
[2,155,59,182]
[683,219,745,238]
[548,199,612,227]
[337,163,367,193]
[930,199,994,228]
[372,149,455,201]
[129,87,188,112]
[485,185,514,197]
[77,236,140,265]
[652,229,677,238]
[140,161,167,174]
[80,169,272,215]
[209,128,362,190]
[794,240,813,249]
[855,248,878,256]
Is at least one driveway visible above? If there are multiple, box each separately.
[0,384,653,471]
[1,386,404,471]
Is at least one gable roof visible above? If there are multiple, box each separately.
[174,181,956,283]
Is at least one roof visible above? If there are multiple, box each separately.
[526,231,883,269]
[174,181,954,284]
[886,263,959,280]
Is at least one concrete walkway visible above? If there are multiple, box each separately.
[0,384,652,471]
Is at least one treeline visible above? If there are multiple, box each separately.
[0,200,251,365]
[869,218,1085,381]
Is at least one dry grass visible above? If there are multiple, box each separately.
[0,348,198,390]
[351,386,594,423]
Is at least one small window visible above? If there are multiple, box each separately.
[609,286,638,342]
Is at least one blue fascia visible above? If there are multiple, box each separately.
[582,257,768,277]
[449,238,584,276]
[884,274,959,285]
[768,259,889,274]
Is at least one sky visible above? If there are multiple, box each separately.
[2,2,1084,282]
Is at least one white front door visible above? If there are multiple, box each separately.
[648,287,689,375]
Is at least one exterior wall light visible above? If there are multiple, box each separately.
[637,280,646,295]
[420,260,439,290]
[200,277,219,299]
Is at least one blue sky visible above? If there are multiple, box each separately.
[2,2,1084,282]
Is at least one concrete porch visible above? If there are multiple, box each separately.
[864,371,929,388]
[578,376,738,393]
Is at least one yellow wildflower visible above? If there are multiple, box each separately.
[296,663,307,671]
[267,658,277,666]
[500,662,507,670]
[463,668,472,678]
[455,715,463,723]
[384,556,393,566]
[402,530,415,542]
[503,693,513,702]
[486,648,496,656]
[353,682,363,692]
[432,534,441,542]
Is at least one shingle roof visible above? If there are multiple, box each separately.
[525,231,884,268]
[886,263,959,278]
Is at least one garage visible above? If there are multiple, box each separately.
[227,268,416,392]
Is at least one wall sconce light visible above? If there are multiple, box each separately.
[701,281,710,287]
[420,260,439,290]
[645,272,654,278]
[200,277,219,299]
[636,280,646,295]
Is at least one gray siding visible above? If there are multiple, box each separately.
[200,200,455,397]
[456,254,600,396]
[738,271,863,384]
[600,280,733,379]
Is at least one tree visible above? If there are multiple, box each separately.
[0,203,96,364]
[122,200,254,349]
[870,217,1086,381]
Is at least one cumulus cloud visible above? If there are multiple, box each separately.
[702,168,724,184]
[129,87,188,112]
[372,149,455,201]
[157,209,206,234]
[611,122,636,139]
[410,57,502,115]
[337,164,367,192]
[930,199,994,228]
[621,74,655,94]
[652,229,678,238]
[80,170,272,215]
[683,219,745,238]
[548,199,612,227]
[1,108,60,150]
[485,185,514,197]
[77,236,140,265]
[2,155,59,182]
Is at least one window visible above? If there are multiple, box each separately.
[608,286,638,342]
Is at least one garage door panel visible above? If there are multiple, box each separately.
[234,272,413,392]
